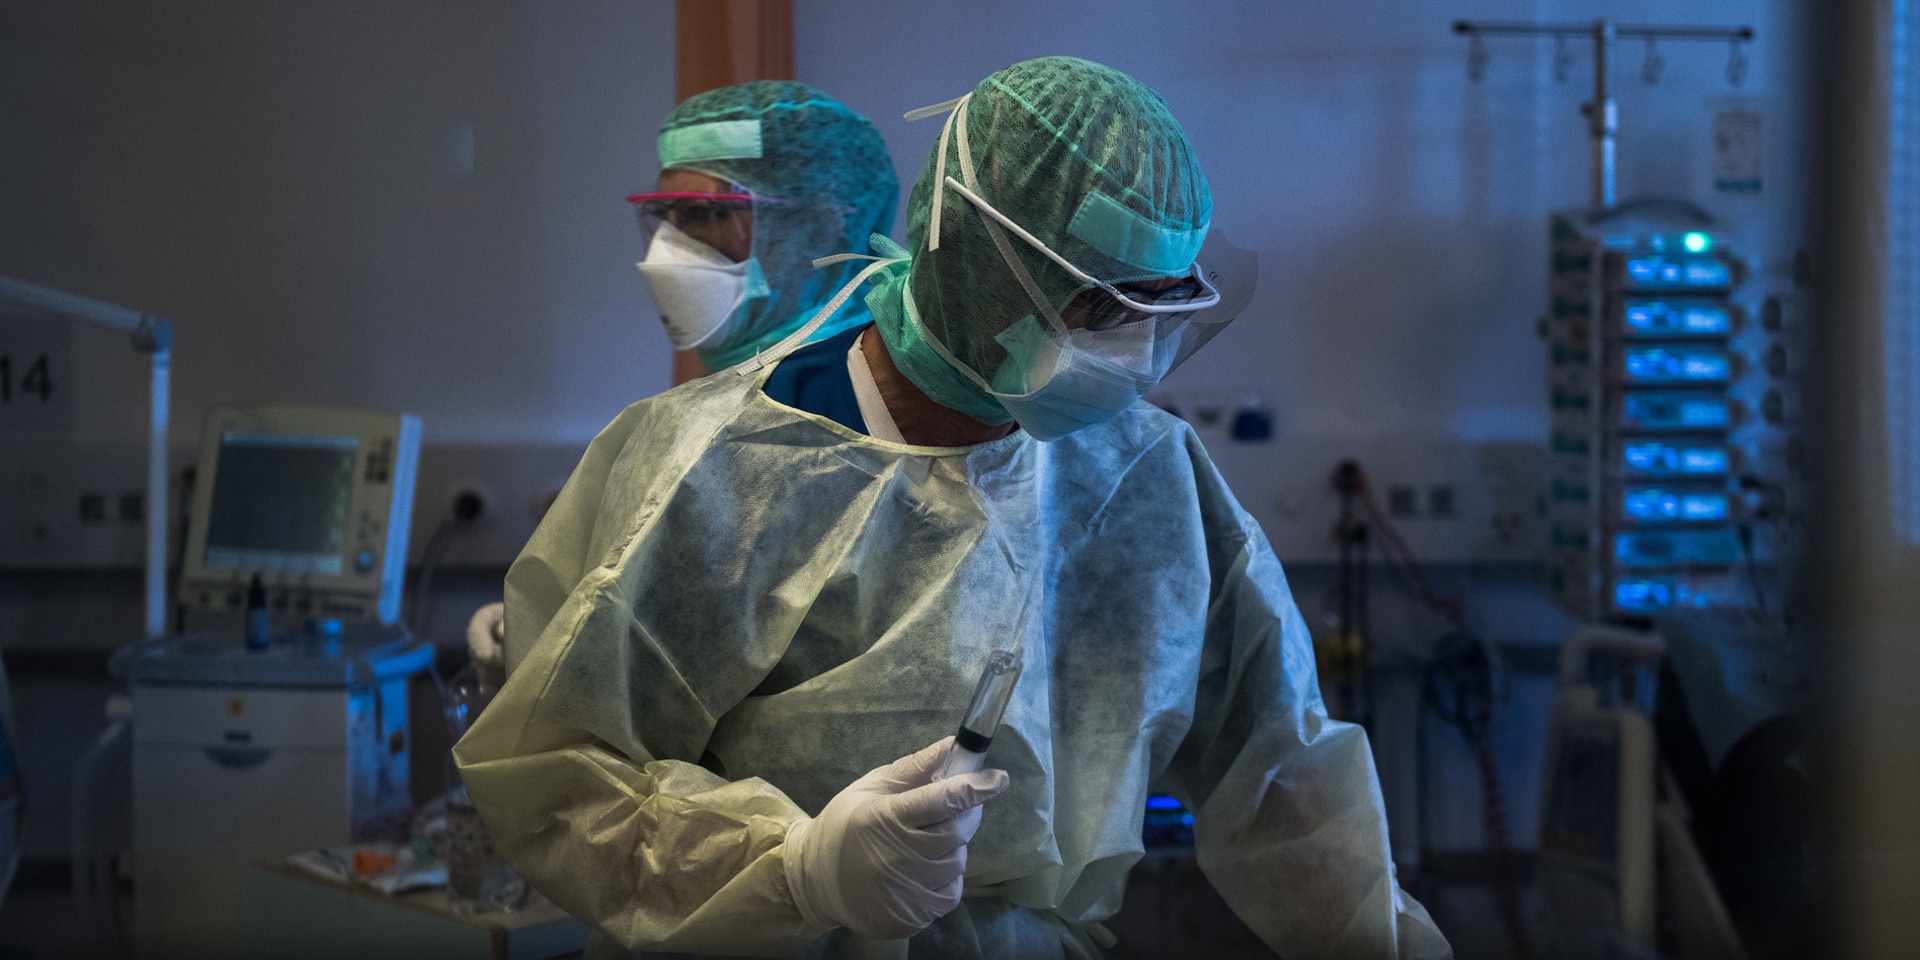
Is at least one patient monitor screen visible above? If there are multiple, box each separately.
[203,432,357,574]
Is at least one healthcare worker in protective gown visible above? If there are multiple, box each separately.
[631,81,898,383]
[456,57,1451,959]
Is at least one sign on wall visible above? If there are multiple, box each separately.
[1714,109,1764,195]
[0,311,74,440]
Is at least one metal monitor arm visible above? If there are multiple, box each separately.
[0,275,173,638]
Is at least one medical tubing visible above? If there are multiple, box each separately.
[407,517,457,637]
[1423,636,1532,960]
[1474,739,1533,960]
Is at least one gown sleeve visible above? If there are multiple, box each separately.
[453,399,828,957]
[1160,466,1453,959]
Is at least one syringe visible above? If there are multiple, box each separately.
[935,648,1025,780]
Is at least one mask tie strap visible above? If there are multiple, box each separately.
[904,92,1051,321]
[906,93,970,252]
[929,108,955,251]
[951,93,979,188]
[902,95,967,122]
[735,253,904,376]
[941,100,1069,340]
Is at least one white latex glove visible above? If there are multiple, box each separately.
[783,737,1010,940]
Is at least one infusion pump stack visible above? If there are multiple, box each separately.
[1537,209,1805,960]
[110,405,431,960]
[1544,204,1800,623]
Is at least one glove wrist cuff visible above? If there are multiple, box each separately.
[781,816,835,932]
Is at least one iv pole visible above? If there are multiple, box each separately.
[0,276,173,639]
[1453,19,1756,209]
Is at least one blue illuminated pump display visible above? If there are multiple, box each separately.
[1623,301,1734,337]
[1624,231,1730,289]
[1614,529,1743,567]
[1622,487,1733,523]
[1614,578,1675,612]
[1622,393,1733,431]
[1142,793,1195,847]
[1614,575,1730,613]
[1622,440,1730,477]
[1622,346,1733,384]
[1625,255,1733,289]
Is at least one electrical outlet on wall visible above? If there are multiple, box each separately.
[407,446,585,567]
[0,443,174,569]
[1388,485,1418,517]
[0,443,587,571]
[1202,435,1549,564]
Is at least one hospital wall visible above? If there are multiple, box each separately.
[799,0,1804,443]
[0,0,1807,930]
[0,0,677,450]
[0,0,1802,450]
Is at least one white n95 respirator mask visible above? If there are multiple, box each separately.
[636,221,770,351]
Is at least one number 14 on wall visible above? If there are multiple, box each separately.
[0,320,74,439]
[0,353,54,403]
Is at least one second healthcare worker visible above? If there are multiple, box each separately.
[631,80,897,382]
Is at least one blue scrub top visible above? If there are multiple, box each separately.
[760,323,869,434]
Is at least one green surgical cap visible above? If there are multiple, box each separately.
[658,81,898,369]
[869,57,1212,420]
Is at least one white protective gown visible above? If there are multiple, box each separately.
[453,364,1450,960]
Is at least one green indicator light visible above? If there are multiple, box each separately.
[1682,231,1712,253]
